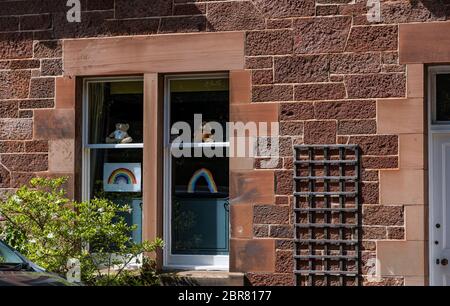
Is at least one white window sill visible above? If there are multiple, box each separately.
[163,265,229,272]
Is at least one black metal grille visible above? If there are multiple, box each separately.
[293,144,361,286]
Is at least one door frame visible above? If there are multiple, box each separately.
[162,73,230,270]
[428,65,450,285]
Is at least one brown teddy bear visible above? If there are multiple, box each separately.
[194,121,215,143]
[106,123,133,144]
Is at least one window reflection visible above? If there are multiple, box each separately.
[169,77,230,256]
[436,74,450,122]
[88,81,143,144]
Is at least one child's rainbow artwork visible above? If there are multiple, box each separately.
[187,168,218,193]
[103,163,141,192]
[107,168,138,185]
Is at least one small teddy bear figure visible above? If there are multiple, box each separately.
[193,121,215,143]
[106,123,133,144]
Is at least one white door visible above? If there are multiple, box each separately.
[429,66,450,285]
[430,133,450,285]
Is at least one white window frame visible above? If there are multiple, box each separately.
[163,73,230,270]
[81,76,144,209]
[429,66,450,129]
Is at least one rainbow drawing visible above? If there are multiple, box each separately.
[187,168,218,193]
[104,163,141,192]
[107,168,137,185]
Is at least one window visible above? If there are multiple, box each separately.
[83,77,144,243]
[164,74,230,268]
[430,66,450,125]
[435,73,450,122]
[0,241,24,264]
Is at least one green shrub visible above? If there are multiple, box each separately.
[0,177,163,286]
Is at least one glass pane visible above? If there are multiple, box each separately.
[88,80,143,144]
[171,155,229,255]
[0,241,24,264]
[436,74,450,122]
[170,78,229,143]
[90,148,143,243]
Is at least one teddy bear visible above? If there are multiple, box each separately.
[194,121,215,143]
[106,123,133,144]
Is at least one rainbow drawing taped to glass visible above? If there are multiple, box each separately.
[187,168,218,193]
[108,168,137,185]
[103,163,141,192]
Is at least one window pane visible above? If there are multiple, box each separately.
[172,154,229,197]
[170,78,229,143]
[90,148,143,243]
[88,80,143,144]
[167,76,230,259]
[171,155,229,255]
[0,241,24,264]
[436,74,450,122]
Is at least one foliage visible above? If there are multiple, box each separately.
[0,177,163,286]
[94,257,160,286]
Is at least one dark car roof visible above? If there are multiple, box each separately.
[0,240,74,286]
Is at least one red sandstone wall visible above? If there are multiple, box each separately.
[0,0,444,286]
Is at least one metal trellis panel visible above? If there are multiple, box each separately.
[293,144,361,286]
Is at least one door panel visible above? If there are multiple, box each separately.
[172,197,229,255]
[431,133,450,285]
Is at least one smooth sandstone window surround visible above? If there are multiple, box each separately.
[59,32,279,272]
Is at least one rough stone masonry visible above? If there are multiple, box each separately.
[0,0,446,285]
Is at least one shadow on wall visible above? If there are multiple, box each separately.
[0,0,210,40]
[5,0,450,40]
[39,0,278,39]
[53,0,208,39]
[413,0,450,18]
